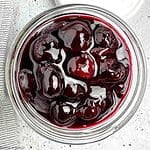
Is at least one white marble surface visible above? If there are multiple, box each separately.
[7,0,150,149]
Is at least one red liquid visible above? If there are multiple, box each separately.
[17,14,131,129]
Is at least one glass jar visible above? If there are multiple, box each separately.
[5,4,147,144]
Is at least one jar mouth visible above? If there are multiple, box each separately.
[5,4,147,144]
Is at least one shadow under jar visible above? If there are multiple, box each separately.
[5,4,147,144]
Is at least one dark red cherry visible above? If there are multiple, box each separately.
[77,98,102,121]
[58,20,92,52]
[67,53,95,79]
[37,64,64,98]
[89,51,118,85]
[93,91,114,117]
[100,62,128,84]
[90,47,117,76]
[63,83,86,100]
[31,94,50,114]
[90,47,106,58]
[18,69,36,100]
[99,57,116,74]
[90,47,116,61]
[101,91,114,112]
[100,100,107,112]
[49,101,76,127]
[94,25,118,49]
[113,84,126,98]
[30,34,61,63]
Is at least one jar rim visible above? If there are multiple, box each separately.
[5,4,147,144]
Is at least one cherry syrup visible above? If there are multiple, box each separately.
[17,14,131,129]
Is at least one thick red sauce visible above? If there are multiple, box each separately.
[17,14,131,129]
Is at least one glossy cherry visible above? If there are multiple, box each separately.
[31,94,50,114]
[67,53,95,79]
[58,20,92,52]
[63,83,86,100]
[36,64,64,99]
[99,62,128,84]
[30,34,61,63]
[18,69,36,100]
[49,100,76,127]
[76,98,102,121]
[94,25,118,49]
